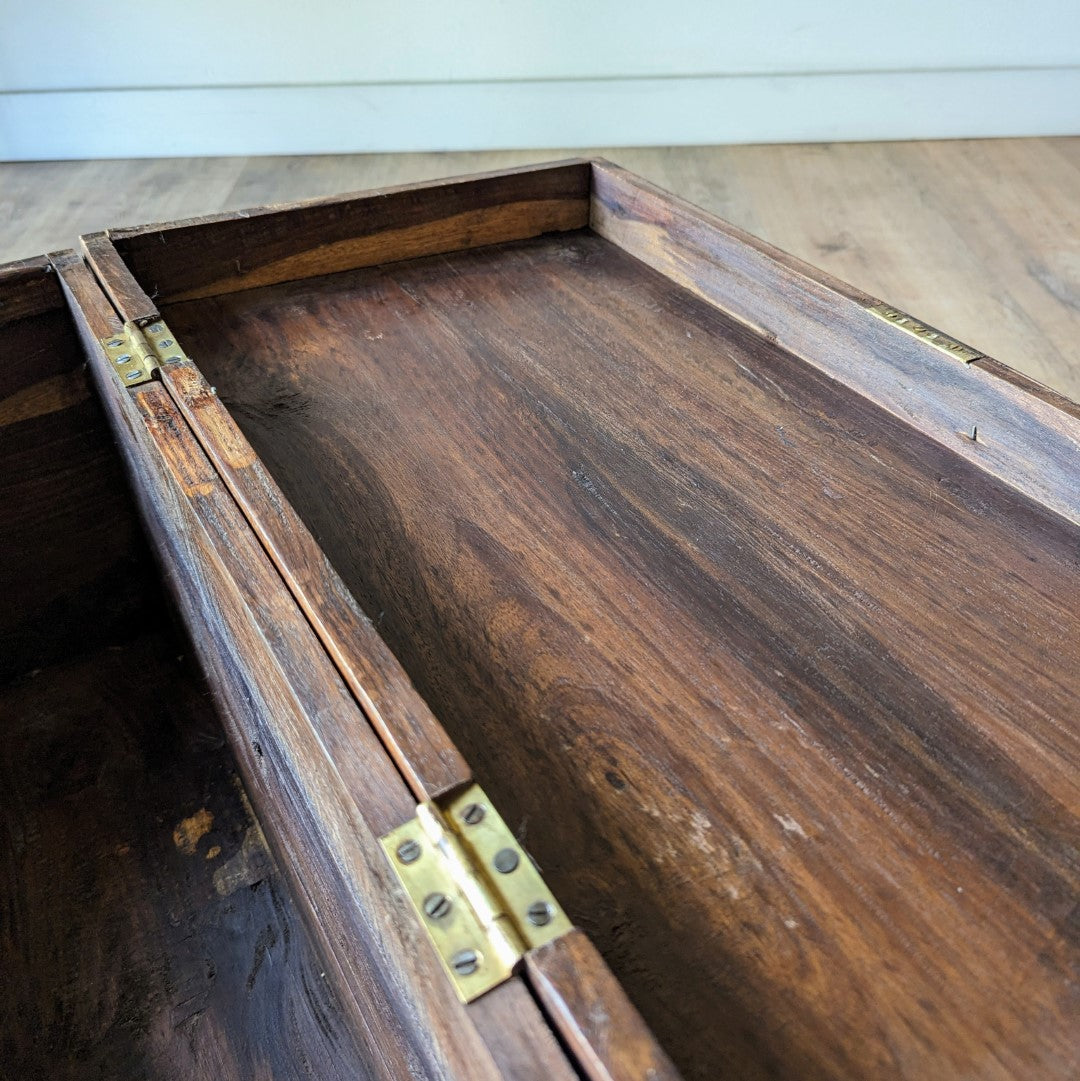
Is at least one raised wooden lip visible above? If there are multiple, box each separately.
[0,253,67,328]
[81,158,1080,530]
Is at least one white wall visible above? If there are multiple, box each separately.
[2,0,1078,158]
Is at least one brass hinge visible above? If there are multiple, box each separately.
[381,783,572,1003]
[868,303,983,364]
[100,320,189,387]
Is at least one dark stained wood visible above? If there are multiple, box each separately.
[467,981,581,1081]
[971,355,1080,423]
[0,255,66,327]
[0,257,154,682]
[0,254,373,1081]
[0,633,377,1080]
[160,358,470,801]
[57,255,577,1081]
[162,228,1080,1081]
[82,231,162,325]
[527,931,681,1081]
[96,160,591,308]
[590,161,1080,527]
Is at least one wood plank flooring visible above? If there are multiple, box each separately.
[2,139,1079,399]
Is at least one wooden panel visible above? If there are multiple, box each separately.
[590,161,1080,526]
[0,258,154,681]
[0,256,65,326]
[526,931,681,1081]
[56,254,577,1081]
[82,231,162,325]
[94,160,591,309]
[160,359,470,801]
[164,231,1080,1080]
[0,633,377,1080]
[970,356,1080,423]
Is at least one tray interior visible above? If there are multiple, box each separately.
[0,270,372,1080]
[161,226,1080,1080]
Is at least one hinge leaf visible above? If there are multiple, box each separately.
[868,302,983,364]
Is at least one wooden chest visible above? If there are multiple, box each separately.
[2,160,1077,1081]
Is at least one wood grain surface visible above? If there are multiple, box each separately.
[0,257,377,1080]
[57,254,579,1081]
[5,140,1079,399]
[163,229,1080,1081]
[160,359,470,801]
[0,258,154,681]
[0,633,377,1080]
[526,930,682,1081]
[592,162,1080,526]
[105,160,590,307]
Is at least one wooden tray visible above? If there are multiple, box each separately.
[4,160,1078,1080]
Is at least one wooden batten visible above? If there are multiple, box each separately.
[159,358,472,802]
[589,160,1080,527]
[93,159,592,306]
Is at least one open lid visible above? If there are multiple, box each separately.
[73,161,1080,1080]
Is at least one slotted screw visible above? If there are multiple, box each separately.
[396,838,421,864]
[451,949,479,976]
[526,901,553,927]
[461,803,485,825]
[423,892,452,920]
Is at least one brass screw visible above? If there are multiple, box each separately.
[423,892,452,920]
[526,901,553,927]
[396,838,421,864]
[493,848,519,874]
[451,949,479,976]
[461,803,485,825]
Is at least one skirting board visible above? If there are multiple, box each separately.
[3,67,1079,160]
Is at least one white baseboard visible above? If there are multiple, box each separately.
[2,67,1078,160]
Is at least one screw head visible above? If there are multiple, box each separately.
[526,901,553,927]
[147,323,164,334]
[451,949,480,976]
[164,355,182,363]
[396,838,422,864]
[107,338,124,348]
[461,803,485,826]
[423,892,452,920]
[126,371,140,381]
[493,848,519,874]
[158,338,174,348]
[115,353,132,364]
